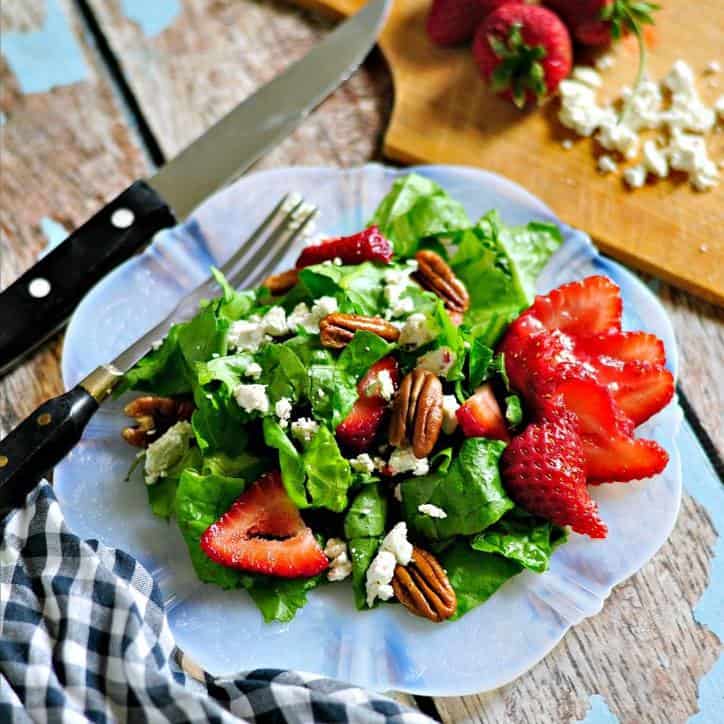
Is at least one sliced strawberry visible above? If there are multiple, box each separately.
[551,378,668,483]
[336,356,400,451]
[575,331,666,366]
[528,276,623,338]
[457,383,510,441]
[200,471,328,578]
[295,226,393,269]
[590,359,674,426]
[501,413,607,538]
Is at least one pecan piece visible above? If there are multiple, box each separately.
[388,369,443,458]
[413,250,470,313]
[263,268,299,296]
[122,395,194,448]
[392,547,457,622]
[319,312,400,350]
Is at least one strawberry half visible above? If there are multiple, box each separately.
[551,378,668,483]
[426,0,521,47]
[336,356,400,452]
[200,471,328,578]
[501,413,607,538]
[295,226,393,269]
[457,383,510,441]
[473,4,573,108]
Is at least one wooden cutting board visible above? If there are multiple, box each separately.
[294,0,724,304]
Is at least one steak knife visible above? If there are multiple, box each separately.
[0,0,390,377]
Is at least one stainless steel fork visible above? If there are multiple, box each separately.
[0,196,317,513]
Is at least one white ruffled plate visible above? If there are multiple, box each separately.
[55,164,682,695]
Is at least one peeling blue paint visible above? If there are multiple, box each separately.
[582,695,619,724]
[39,217,68,258]
[680,421,723,724]
[1,0,88,94]
[121,0,180,37]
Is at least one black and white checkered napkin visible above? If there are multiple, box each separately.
[0,483,432,723]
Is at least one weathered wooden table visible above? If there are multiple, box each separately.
[1,2,722,722]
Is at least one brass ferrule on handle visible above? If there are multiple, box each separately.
[79,364,124,403]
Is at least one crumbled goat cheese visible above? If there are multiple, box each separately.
[151,339,163,351]
[228,319,267,352]
[287,298,336,334]
[365,552,396,607]
[365,369,395,401]
[380,522,413,566]
[398,313,435,348]
[668,130,720,191]
[624,165,647,189]
[642,140,669,178]
[290,417,319,444]
[383,263,418,318]
[597,155,618,174]
[275,397,293,428]
[595,54,615,71]
[144,421,194,485]
[261,306,288,336]
[244,362,262,379]
[234,384,270,414]
[559,59,721,191]
[418,503,448,519]
[572,66,602,88]
[441,394,460,434]
[562,139,574,150]
[349,453,376,474]
[325,538,352,582]
[705,61,721,74]
[416,347,456,378]
[388,447,429,477]
[393,484,402,502]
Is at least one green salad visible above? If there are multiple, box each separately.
[120,173,567,623]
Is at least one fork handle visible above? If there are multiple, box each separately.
[0,181,176,376]
[0,366,120,516]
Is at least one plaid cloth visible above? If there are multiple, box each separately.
[0,483,433,723]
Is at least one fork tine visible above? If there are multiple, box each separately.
[215,194,300,281]
[229,208,317,290]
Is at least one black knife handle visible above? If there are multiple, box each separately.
[0,386,98,516]
[0,180,176,374]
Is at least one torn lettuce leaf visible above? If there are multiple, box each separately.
[439,541,523,620]
[402,438,513,540]
[369,173,470,256]
[344,484,388,539]
[471,509,567,574]
[263,419,352,512]
[349,537,381,610]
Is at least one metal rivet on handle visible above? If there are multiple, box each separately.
[28,278,51,298]
[37,413,52,427]
[0,455,8,468]
[111,208,135,229]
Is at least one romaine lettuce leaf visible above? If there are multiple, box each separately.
[369,174,470,256]
[263,419,352,512]
[402,438,513,540]
[471,509,567,573]
[344,485,388,539]
[174,469,250,589]
[299,262,387,316]
[348,537,381,610]
[243,575,323,623]
[439,541,522,620]
[338,331,396,380]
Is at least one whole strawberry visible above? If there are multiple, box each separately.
[501,413,607,538]
[543,0,658,46]
[473,4,573,108]
[426,0,522,47]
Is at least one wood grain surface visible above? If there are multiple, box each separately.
[1,1,721,722]
[294,0,724,306]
